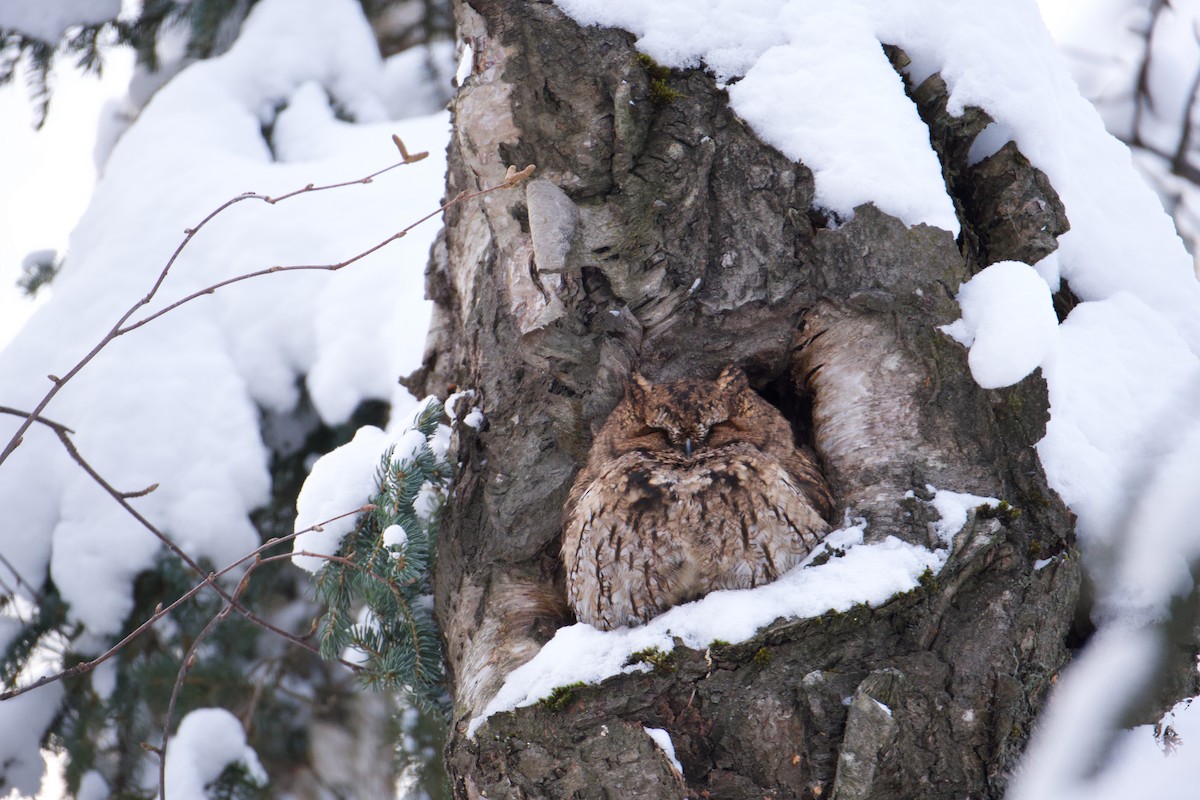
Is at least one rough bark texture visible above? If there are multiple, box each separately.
[413,2,1080,797]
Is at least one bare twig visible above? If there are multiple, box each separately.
[0,506,372,702]
[158,565,254,800]
[118,172,532,335]
[0,143,516,468]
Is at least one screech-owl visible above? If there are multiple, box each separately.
[562,366,835,631]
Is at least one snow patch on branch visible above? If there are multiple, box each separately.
[941,261,1059,390]
[644,727,684,777]
[161,709,265,800]
[0,0,119,44]
[292,399,442,573]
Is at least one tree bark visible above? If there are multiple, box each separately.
[413,2,1079,797]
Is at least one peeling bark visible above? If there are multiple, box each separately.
[414,2,1080,797]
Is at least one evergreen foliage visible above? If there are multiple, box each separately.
[0,0,453,127]
[44,551,309,798]
[17,250,60,297]
[313,398,451,713]
[0,583,71,689]
[207,761,268,800]
[1,377,451,797]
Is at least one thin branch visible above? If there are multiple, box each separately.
[0,506,372,702]
[0,405,73,435]
[0,142,453,468]
[158,565,254,800]
[118,172,531,335]
[0,160,535,677]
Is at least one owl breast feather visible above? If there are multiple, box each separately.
[562,442,830,630]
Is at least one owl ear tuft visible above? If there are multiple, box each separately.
[717,365,749,392]
[627,372,653,405]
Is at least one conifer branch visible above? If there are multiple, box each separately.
[0,507,370,702]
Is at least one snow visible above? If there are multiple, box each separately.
[290,410,436,573]
[470,488,992,735]
[1032,385,1200,800]
[1083,698,1200,798]
[3,0,1200,794]
[161,708,266,800]
[292,406,435,573]
[547,1,1200,790]
[77,770,109,800]
[1037,294,1200,549]
[940,261,1059,390]
[1008,625,1162,800]
[0,48,135,350]
[446,389,485,430]
[0,0,119,44]
[0,0,448,636]
[923,486,1001,545]
[382,524,408,550]
[292,426,391,573]
[0,680,63,796]
[454,42,474,87]
[725,9,958,233]
[643,727,683,776]
[380,41,456,119]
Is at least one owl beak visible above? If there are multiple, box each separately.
[684,438,694,458]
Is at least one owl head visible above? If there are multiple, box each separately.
[622,366,749,457]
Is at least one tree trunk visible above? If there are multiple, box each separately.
[412,2,1080,797]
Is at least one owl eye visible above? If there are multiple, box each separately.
[630,425,671,445]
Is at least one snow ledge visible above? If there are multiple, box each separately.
[467,486,999,737]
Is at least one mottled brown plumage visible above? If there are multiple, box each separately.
[562,366,834,630]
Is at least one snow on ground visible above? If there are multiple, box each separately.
[469,489,998,735]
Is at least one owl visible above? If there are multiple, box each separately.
[562,366,835,631]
